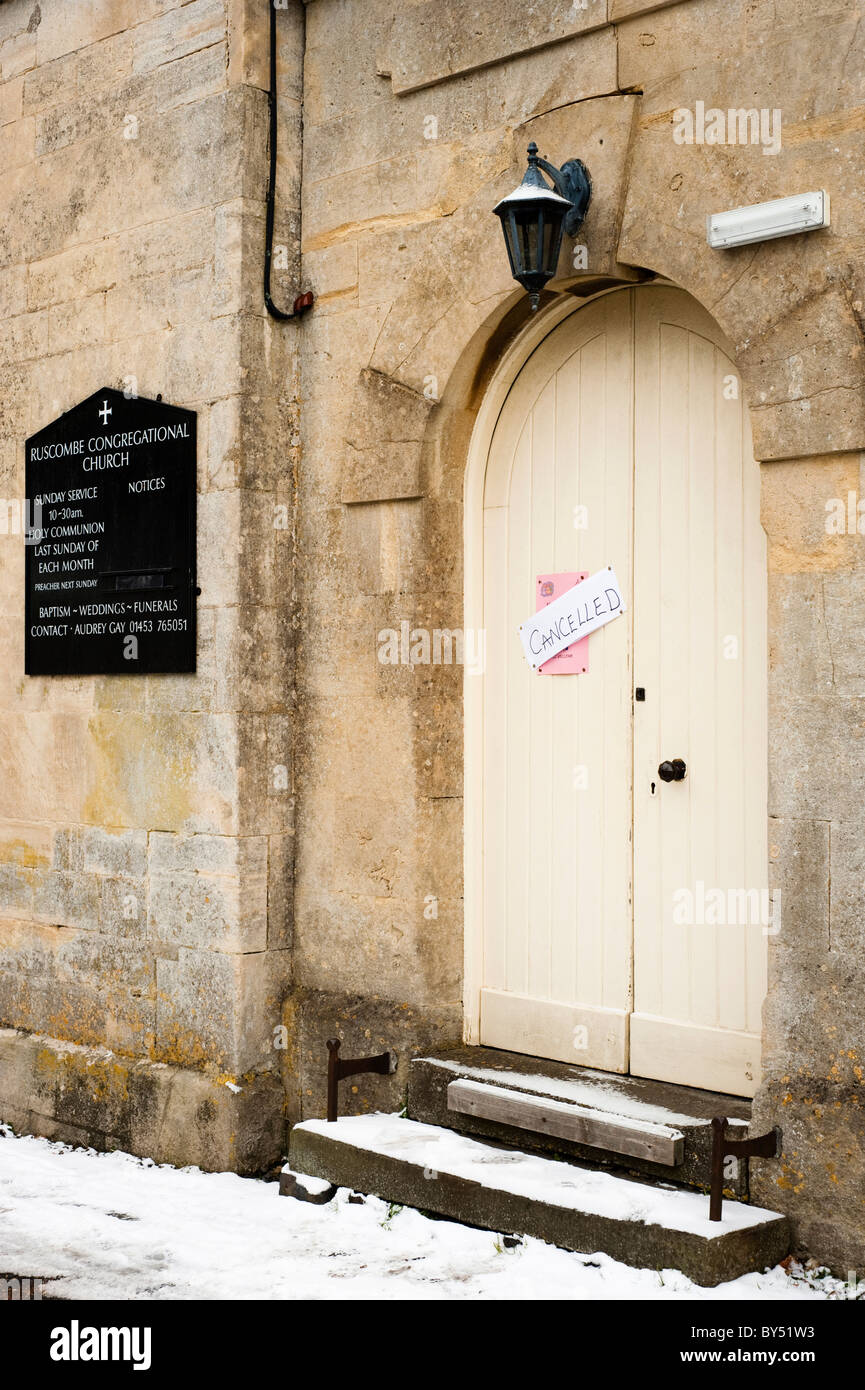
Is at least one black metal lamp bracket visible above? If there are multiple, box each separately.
[534,155,592,238]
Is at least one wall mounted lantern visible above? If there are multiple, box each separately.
[493,142,592,311]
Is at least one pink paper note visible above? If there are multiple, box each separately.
[535,572,589,674]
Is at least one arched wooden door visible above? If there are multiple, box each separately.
[470,286,767,1097]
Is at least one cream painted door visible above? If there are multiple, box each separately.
[476,286,767,1097]
[630,288,768,1097]
[479,292,634,1072]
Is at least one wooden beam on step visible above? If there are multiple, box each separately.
[446,1078,684,1167]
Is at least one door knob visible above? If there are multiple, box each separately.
[658,758,687,782]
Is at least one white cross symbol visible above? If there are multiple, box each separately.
[98,399,111,425]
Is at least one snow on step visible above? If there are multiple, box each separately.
[416,1054,748,1131]
[296,1114,777,1239]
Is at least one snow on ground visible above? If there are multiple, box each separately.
[0,1124,844,1301]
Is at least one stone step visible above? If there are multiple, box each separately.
[407,1047,753,1195]
[288,1114,790,1287]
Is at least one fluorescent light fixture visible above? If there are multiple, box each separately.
[707,191,830,249]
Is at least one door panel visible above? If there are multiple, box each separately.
[631,289,767,1096]
[479,293,634,1070]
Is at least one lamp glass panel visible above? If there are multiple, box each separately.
[503,210,520,276]
[518,215,539,274]
[541,212,559,274]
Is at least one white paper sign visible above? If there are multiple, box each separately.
[519,566,625,670]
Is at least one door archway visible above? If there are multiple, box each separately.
[463,285,768,1097]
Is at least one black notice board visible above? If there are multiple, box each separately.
[25,388,197,676]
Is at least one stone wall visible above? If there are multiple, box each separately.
[0,0,301,1172]
[751,450,865,1273]
[292,0,865,1271]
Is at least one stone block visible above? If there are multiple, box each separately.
[303,4,394,127]
[341,497,425,597]
[76,30,133,92]
[236,711,295,837]
[826,817,865,958]
[296,891,462,1008]
[0,820,53,870]
[303,151,425,250]
[82,826,148,878]
[267,832,293,952]
[155,946,284,1073]
[0,28,37,81]
[0,863,34,915]
[611,0,681,16]
[46,293,105,354]
[5,89,249,266]
[0,5,31,47]
[0,113,34,167]
[226,0,269,93]
[328,791,411,899]
[0,916,155,1055]
[767,575,835,718]
[152,38,226,113]
[762,455,860,574]
[767,816,830,954]
[0,714,90,824]
[304,240,358,302]
[617,0,772,90]
[287,986,462,1123]
[769,696,865,822]
[98,875,147,939]
[620,0,860,92]
[616,15,865,464]
[148,830,265,877]
[36,0,133,66]
[32,869,101,930]
[115,206,215,280]
[132,0,226,77]
[148,869,267,953]
[0,263,26,318]
[104,265,212,342]
[165,311,242,405]
[738,291,865,462]
[27,238,117,310]
[21,50,77,112]
[0,73,23,125]
[387,0,608,95]
[79,711,239,835]
[341,368,433,504]
[0,1026,285,1173]
[0,309,47,366]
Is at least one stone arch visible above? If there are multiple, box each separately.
[343,90,865,494]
